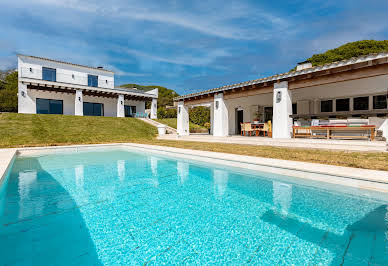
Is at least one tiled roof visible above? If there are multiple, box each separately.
[18,54,114,73]
[175,52,388,101]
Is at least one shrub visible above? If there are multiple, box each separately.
[189,106,210,126]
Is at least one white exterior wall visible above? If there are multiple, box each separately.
[18,56,114,89]
[18,82,35,114]
[292,74,388,114]
[20,89,76,115]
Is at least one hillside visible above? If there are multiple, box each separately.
[302,40,388,67]
[0,113,156,148]
[119,84,178,107]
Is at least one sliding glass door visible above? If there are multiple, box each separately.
[83,102,104,116]
[124,105,136,117]
[36,98,63,114]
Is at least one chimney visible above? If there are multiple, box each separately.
[296,61,312,71]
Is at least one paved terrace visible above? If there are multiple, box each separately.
[158,134,387,152]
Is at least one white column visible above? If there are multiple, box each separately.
[213,93,229,137]
[210,103,214,135]
[18,82,35,114]
[75,90,83,116]
[150,98,157,119]
[117,95,124,117]
[177,101,189,136]
[272,81,292,139]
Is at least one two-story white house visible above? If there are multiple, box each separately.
[17,55,158,118]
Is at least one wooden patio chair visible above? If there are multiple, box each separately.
[241,122,254,136]
[260,120,272,137]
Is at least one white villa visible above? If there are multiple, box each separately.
[17,55,158,118]
[175,53,388,140]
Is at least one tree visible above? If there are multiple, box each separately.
[189,106,210,126]
[0,71,18,112]
[298,40,388,69]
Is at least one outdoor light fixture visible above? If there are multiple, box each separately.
[72,74,75,79]
[106,80,108,84]
[276,91,282,103]
[121,100,123,105]
[215,101,219,110]
[178,107,181,114]
[21,91,25,97]
[29,68,32,72]
[78,97,81,102]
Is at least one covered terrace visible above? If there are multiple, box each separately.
[174,53,388,141]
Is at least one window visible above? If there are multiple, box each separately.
[36,98,63,114]
[42,67,56,82]
[353,96,369,111]
[124,105,136,117]
[373,95,387,109]
[88,75,98,87]
[292,103,297,114]
[320,100,333,112]
[336,98,350,112]
[83,102,104,116]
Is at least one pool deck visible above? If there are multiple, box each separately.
[0,148,17,186]
[0,143,387,195]
[158,134,387,152]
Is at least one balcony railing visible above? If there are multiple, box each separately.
[20,67,114,88]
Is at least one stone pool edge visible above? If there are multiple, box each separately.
[0,148,18,187]
[1,143,387,193]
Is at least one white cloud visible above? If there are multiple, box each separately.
[6,0,291,40]
[121,47,230,67]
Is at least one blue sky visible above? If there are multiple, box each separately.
[1,0,388,95]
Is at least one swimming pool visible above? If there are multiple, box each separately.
[0,148,387,265]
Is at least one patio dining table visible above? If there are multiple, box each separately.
[251,122,265,136]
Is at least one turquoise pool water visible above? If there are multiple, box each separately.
[0,149,387,265]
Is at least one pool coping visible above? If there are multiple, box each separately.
[1,143,387,194]
[0,148,17,188]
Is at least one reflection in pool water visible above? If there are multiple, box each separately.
[0,149,387,265]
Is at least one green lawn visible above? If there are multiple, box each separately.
[153,118,208,133]
[0,113,156,148]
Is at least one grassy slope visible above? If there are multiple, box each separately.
[0,113,156,148]
[153,118,208,133]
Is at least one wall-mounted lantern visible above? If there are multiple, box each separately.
[178,107,181,114]
[21,91,26,97]
[72,74,75,79]
[215,101,219,110]
[78,96,81,102]
[29,68,32,72]
[121,100,123,105]
[276,91,282,103]
[106,80,108,84]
